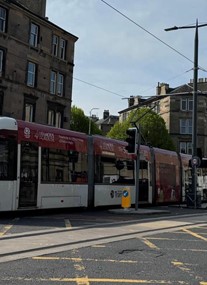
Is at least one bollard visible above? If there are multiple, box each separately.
[121,187,131,209]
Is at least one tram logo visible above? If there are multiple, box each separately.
[34,130,55,142]
[24,127,31,139]
[110,190,123,199]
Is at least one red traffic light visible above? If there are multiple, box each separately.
[125,127,137,153]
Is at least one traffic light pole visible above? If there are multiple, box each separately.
[129,106,158,211]
[125,126,140,210]
[165,20,207,209]
[192,22,198,209]
[135,127,140,211]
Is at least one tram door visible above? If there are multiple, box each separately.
[19,142,38,208]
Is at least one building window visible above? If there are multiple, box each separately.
[52,35,58,56]
[153,102,160,114]
[55,112,61,128]
[23,95,37,122]
[0,49,4,76]
[0,93,3,115]
[48,109,62,128]
[29,23,39,47]
[57,73,64,96]
[0,6,6,33]
[50,71,56,94]
[188,99,193,111]
[180,98,193,111]
[24,103,34,122]
[59,38,66,60]
[48,109,55,126]
[180,119,192,134]
[51,35,67,60]
[50,71,64,96]
[180,142,192,154]
[27,62,36,87]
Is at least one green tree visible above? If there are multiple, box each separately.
[106,120,129,140]
[107,107,175,151]
[70,106,102,135]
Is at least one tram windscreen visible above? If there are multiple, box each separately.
[0,138,17,180]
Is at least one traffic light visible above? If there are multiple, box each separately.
[125,127,137,153]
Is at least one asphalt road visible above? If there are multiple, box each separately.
[0,205,207,236]
[0,206,207,284]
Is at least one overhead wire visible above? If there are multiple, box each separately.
[138,69,193,96]
[100,0,206,73]
[73,77,126,98]
[98,0,207,123]
[74,1,207,101]
[100,0,195,65]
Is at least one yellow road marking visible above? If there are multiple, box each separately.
[182,228,207,242]
[0,225,13,236]
[175,248,207,252]
[74,264,85,271]
[0,218,19,236]
[1,276,189,284]
[54,277,184,284]
[172,259,204,283]
[171,261,191,273]
[142,238,160,250]
[172,261,184,266]
[70,249,89,285]
[76,277,89,285]
[148,237,199,242]
[32,256,140,264]
[33,256,60,260]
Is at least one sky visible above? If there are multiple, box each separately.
[46,0,207,119]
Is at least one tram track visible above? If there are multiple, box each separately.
[0,213,207,263]
[0,211,206,240]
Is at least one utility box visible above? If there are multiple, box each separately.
[121,187,131,208]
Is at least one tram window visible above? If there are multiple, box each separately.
[95,155,134,184]
[0,138,17,180]
[139,160,148,180]
[127,161,134,170]
[140,161,148,169]
[41,147,87,183]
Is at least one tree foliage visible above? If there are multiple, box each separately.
[70,105,102,135]
[106,120,129,140]
[107,107,175,151]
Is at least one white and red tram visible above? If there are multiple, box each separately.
[0,117,135,211]
[0,116,203,212]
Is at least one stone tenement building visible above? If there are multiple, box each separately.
[119,79,207,157]
[95,110,119,136]
[0,0,78,128]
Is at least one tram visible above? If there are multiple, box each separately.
[0,116,205,212]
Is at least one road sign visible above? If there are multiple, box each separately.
[191,156,201,167]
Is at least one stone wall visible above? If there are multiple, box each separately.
[16,0,46,17]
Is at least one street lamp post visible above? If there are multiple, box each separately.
[165,20,207,208]
[88,108,99,135]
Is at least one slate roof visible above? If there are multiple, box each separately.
[96,115,119,125]
[169,82,207,95]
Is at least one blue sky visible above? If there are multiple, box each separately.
[46,0,207,118]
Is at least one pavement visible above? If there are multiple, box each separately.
[109,207,171,215]
[0,203,207,263]
[109,202,207,215]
